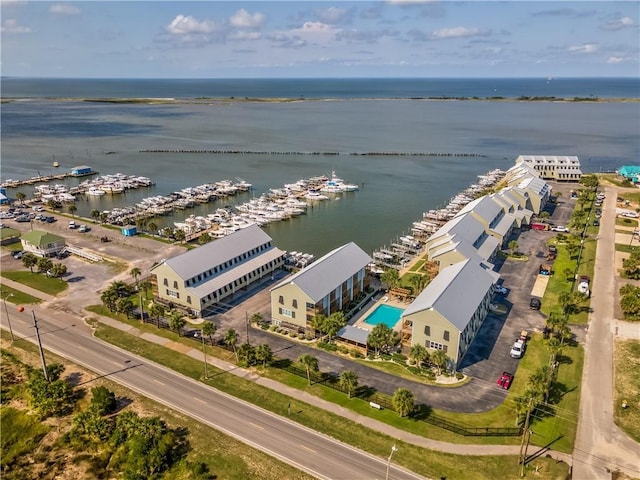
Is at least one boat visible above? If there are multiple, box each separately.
[86,187,106,196]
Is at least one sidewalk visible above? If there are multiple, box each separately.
[1,277,55,303]
[96,314,572,463]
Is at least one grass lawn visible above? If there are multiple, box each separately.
[408,259,425,272]
[92,322,569,479]
[618,191,640,205]
[0,284,41,304]
[615,244,640,254]
[0,407,50,466]
[613,339,640,443]
[541,238,576,319]
[1,270,68,295]
[616,217,639,228]
[597,174,632,188]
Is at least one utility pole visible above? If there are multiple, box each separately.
[201,333,208,379]
[518,398,534,477]
[2,293,15,342]
[32,310,49,382]
[245,311,250,344]
[138,288,145,323]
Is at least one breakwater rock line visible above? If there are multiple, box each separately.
[139,149,486,158]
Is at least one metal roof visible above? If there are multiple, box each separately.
[337,325,370,345]
[455,196,503,224]
[188,247,285,298]
[489,213,516,237]
[21,230,65,247]
[517,155,581,166]
[431,239,483,265]
[272,242,371,302]
[402,259,498,331]
[160,225,275,280]
[476,235,500,261]
[429,213,486,246]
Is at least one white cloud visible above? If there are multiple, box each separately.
[602,16,636,31]
[228,31,262,41]
[431,26,487,39]
[607,56,632,64]
[386,0,436,4]
[314,6,349,24]
[0,18,30,33]
[293,21,338,36]
[568,43,598,54]
[49,4,80,15]
[229,9,265,29]
[166,15,216,35]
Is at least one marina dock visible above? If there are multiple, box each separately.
[0,166,97,189]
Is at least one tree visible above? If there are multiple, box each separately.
[623,251,640,279]
[99,212,109,224]
[237,343,256,366]
[381,268,400,290]
[90,209,101,223]
[173,229,186,243]
[297,354,319,386]
[47,199,58,211]
[116,297,135,318]
[508,240,519,255]
[224,328,239,362]
[135,217,148,233]
[149,303,166,328]
[147,222,158,236]
[339,370,358,398]
[409,344,429,368]
[36,257,53,273]
[409,274,428,295]
[566,242,579,260]
[15,191,26,206]
[68,204,77,218]
[198,232,211,245]
[392,388,414,417]
[323,311,346,341]
[26,365,73,419]
[512,396,529,426]
[309,313,326,338]
[538,211,550,221]
[91,385,117,415]
[250,312,264,325]
[563,267,574,282]
[255,343,273,367]
[22,252,38,272]
[201,321,216,345]
[367,323,395,357]
[48,263,67,278]
[430,349,448,375]
[139,279,152,300]
[620,293,640,320]
[101,289,119,312]
[168,311,186,335]
[130,267,141,287]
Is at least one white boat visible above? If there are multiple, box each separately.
[305,190,329,201]
[86,187,106,196]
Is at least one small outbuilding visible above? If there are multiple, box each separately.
[71,165,94,176]
[121,225,137,237]
[618,166,640,184]
[0,227,21,246]
[21,230,66,257]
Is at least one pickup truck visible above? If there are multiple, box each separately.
[510,330,528,359]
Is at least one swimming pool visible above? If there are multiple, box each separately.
[363,304,404,329]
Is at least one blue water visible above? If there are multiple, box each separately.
[363,305,404,329]
[2,77,638,99]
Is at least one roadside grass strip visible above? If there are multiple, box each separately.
[0,284,41,304]
[93,322,570,480]
[1,271,68,295]
[613,339,640,443]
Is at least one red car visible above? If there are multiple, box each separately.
[497,372,513,390]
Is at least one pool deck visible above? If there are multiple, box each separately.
[349,293,407,332]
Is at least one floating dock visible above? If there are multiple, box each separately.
[1,166,97,189]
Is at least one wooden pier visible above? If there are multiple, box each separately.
[1,170,98,189]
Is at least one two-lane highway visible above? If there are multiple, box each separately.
[2,306,425,480]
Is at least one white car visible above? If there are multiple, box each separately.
[551,225,569,232]
[510,340,525,359]
[78,224,89,233]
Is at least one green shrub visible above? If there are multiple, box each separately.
[455,372,464,380]
[350,349,364,358]
[424,370,436,381]
[392,353,407,363]
[318,342,338,352]
[337,345,349,354]
[290,332,297,338]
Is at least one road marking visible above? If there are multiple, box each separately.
[300,444,316,453]
[193,397,207,404]
[153,379,165,386]
[249,422,264,430]
[76,346,88,352]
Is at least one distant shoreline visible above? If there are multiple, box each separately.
[1,95,638,104]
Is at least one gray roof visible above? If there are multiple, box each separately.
[402,259,498,331]
[517,155,581,166]
[476,235,501,261]
[188,247,285,298]
[431,239,483,266]
[519,176,549,197]
[489,213,516,237]
[456,196,503,224]
[272,242,371,302]
[337,325,370,345]
[159,224,275,280]
[429,213,486,246]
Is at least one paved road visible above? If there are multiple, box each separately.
[2,304,424,480]
[572,186,640,480]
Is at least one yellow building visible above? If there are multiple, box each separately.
[516,155,582,181]
[151,225,285,317]
[20,230,65,257]
[401,259,499,366]
[270,242,372,334]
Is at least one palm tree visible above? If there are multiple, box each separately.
[22,252,38,273]
[309,313,326,338]
[339,370,358,398]
[255,343,273,367]
[149,303,165,328]
[99,212,109,224]
[508,240,519,256]
[392,388,414,417]
[15,192,26,206]
[409,344,428,368]
[409,274,428,296]
[430,349,448,376]
[201,321,216,345]
[237,343,256,366]
[101,289,119,312]
[90,209,101,223]
[130,267,141,287]
[139,279,152,300]
[381,268,400,290]
[68,204,77,218]
[324,312,346,342]
[147,222,158,236]
[224,328,239,362]
[116,297,135,318]
[168,311,186,336]
[36,257,53,273]
[173,229,186,244]
[297,354,319,386]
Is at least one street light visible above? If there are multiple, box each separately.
[385,444,398,480]
[2,293,15,342]
[201,332,208,379]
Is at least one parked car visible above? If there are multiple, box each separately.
[15,215,30,223]
[78,224,89,233]
[551,225,569,233]
[593,219,600,227]
[45,216,56,223]
[497,372,513,390]
[530,297,541,310]
[68,221,76,229]
[56,250,70,259]
[11,250,24,259]
[495,285,508,295]
[510,337,526,358]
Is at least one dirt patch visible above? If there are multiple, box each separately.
[165,340,193,354]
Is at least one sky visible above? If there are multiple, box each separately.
[1,1,639,78]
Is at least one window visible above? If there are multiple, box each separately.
[187,296,191,304]
[424,325,431,336]
[163,278,168,286]
[306,302,314,309]
[443,330,450,341]
[429,341,444,350]
[279,295,284,305]
[166,289,179,298]
[292,299,298,308]
[281,308,293,318]
[173,280,178,289]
